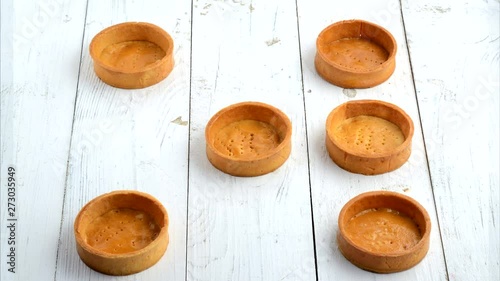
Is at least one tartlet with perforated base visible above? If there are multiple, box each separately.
[90,22,174,89]
[326,100,414,175]
[337,191,431,273]
[74,190,169,275]
[205,102,292,177]
[315,19,397,88]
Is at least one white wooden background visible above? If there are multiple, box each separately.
[0,0,498,280]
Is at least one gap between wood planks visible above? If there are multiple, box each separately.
[53,0,90,280]
[398,0,450,279]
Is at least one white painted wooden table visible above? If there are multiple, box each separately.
[1,0,498,280]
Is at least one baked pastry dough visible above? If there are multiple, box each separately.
[206,102,292,177]
[338,191,431,273]
[326,100,414,175]
[315,19,397,88]
[74,190,169,275]
[90,22,174,89]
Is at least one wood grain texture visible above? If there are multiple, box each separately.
[401,0,500,280]
[188,0,316,280]
[297,0,447,280]
[54,0,191,280]
[0,0,498,280]
[0,0,87,280]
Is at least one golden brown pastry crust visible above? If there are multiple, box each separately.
[333,115,405,155]
[315,19,397,88]
[337,191,431,273]
[325,100,414,175]
[74,190,169,275]
[90,22,174,89]
[344,208,421,253]
[205,102,292,177]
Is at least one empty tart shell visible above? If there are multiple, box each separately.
[90,22,174,89]
[337,191,431,273]
[74,190,169,275]
[205,102,292,177]
[325,99,414,175]
[315,19,397,88]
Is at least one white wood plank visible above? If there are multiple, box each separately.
[188,0,316,280]
[2,0,496,279]
[54,0,191,280]
[0,0,87,280]
[401,0,499,280]
[297,0,447,280]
